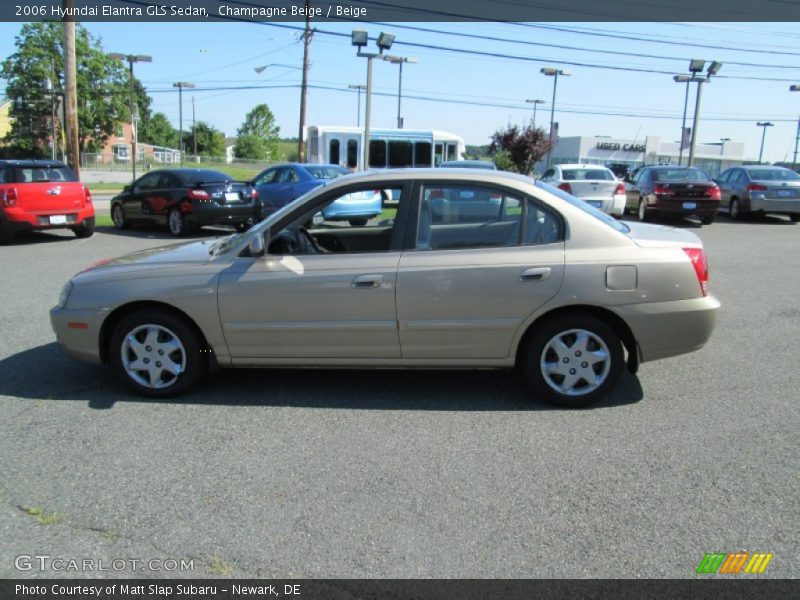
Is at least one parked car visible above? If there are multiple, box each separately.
[606,163,631,181]
[110,169,260,237]
[715,165,800,222]
[439,160,497,170]
[0,160,94,242]
[540,164,626,217]
[625,166,720,225]
[253,163,382,226]
[51,169,720,408]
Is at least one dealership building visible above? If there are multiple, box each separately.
[540,135,754,176]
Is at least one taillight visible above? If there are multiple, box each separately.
[2,187,18,207]
[614,182,626,195]
[654,184,674,196]
[187,188,210,201]
[746,183,768,192]
[705,185,721,200]
[84,186,92,204]
[251,189,259,201]
[683,247,709,297]
[557,182,572,194]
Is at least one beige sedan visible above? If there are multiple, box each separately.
[51,169,720,407]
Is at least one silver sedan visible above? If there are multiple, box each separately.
[51,169,720,407]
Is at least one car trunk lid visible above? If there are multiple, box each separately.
[624,221,703,248]
[566,180,619,200]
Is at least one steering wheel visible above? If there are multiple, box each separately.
[296,226,327,254]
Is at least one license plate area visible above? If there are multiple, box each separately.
[777,189,793,197]
[224,192,240,202]
[682,202,697,210]
[49,215,68,224]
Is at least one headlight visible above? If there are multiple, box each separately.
[58,281,73,309]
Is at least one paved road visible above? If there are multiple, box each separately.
[0,216,797,578]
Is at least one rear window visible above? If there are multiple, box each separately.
[561,168,614,181]
[746,168,800,181]
[6,165,78,183]
[180,170,230,184]
[653,168,710,182]
[535,180,629,234]
[305,166,347,180]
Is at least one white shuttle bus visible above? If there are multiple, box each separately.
[306,126,465,170]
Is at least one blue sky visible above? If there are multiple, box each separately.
[1,20,799,162]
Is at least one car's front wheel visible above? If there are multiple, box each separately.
[520,315,624,407]
[638,198,652,222]
[111,203,130,229]
[109,309,207,397]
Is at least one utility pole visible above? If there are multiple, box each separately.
[297,0,312,163]
[62,0,80,177]
[172,82,194,167]
[192,96,197,158]
[794,116,800,169]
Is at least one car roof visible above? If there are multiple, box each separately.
[744,165,792,171]
[0,159,69,168]
[318,168,536,190]
[556,164,613,170]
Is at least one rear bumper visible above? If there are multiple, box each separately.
[749,197,800,215]
[1,205,95,235]
[50,306,105,364]
[611,295,721,363]
[188,201,261,226]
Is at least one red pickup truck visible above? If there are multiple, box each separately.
[0,160,94,242]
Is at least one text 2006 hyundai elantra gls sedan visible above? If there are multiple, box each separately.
[51,169,720,407]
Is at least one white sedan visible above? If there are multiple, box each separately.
[540,164,626,217]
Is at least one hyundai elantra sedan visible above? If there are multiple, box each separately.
[51,169,720,407]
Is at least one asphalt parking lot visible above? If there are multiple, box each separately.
[0,215,797,579]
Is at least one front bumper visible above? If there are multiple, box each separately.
[50,306,106,364]
[611,295,721,363]
[188,201,261,226]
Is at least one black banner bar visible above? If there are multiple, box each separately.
[4,579,800,600]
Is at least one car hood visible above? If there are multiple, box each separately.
[624,221,703,248]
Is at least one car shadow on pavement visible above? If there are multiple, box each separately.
[0,343,644,412]
[1,230,83,245]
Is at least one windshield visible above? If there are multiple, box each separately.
[746,168,800,181]
[654,168,710,182]
[535,180,629,234]
[561,168,614,181]
[305,165,348,180]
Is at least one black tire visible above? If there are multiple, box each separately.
[0,221,10,244]
[789,214,800,223]
[168,207,188,237]
[109,308,207,398]
[700,214,714,225]
[637,198,652,222]
[348,218,369,227]
[111,203,130,230]
[519,315,624,408]
[72,217,95,238]
[729,198,742,221]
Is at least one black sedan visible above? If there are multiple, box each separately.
[110,169,261,236]
[624,166,721,225]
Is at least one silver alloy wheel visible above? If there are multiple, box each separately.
[168,209,183,235]
[638,199,647,221]
[120,324,186,389]
[112,204,125,228]
[540,328,612,397]
[730,199,740,220]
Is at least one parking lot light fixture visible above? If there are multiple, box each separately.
[353,29,396,170]
[756,122,774,164]
[540,68,571,169]
[525,99,545,128]
[689,59,706,73]
[687,59,721,167]
[110,53,152,181]
[790,85,800,167]
[673,75,692,165]
[384,55,418,129]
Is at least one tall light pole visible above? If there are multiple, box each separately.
[790,84,800,168]
[525,98,545,129]
[673,74,692,166]
[687,59,722,168]
[172,82,194,167]
[348,84,367,126]
[540,67,570,169]
[110,53,151,181]
[352,30,395,171]
[384,55,417,129]
[43,78,57,160]
[756,122,774,164]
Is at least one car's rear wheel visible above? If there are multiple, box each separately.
[520,315,624,407]
[109,309,206,398]
[72,218,94,238]
[349,218,368,227]
[729,198,742,221]
[168,208,188,237]
[111,203,130,229]
[638,198,652,222]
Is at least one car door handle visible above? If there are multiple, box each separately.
[352,274,383,288]
[520,267,551,282]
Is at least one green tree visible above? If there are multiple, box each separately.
[233,104,280,160]
[0,22,149,155]
[139,112,177,148]
[489,123,553,175]
[184,121,226,157]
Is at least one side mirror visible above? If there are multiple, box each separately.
[248,231,268,258]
